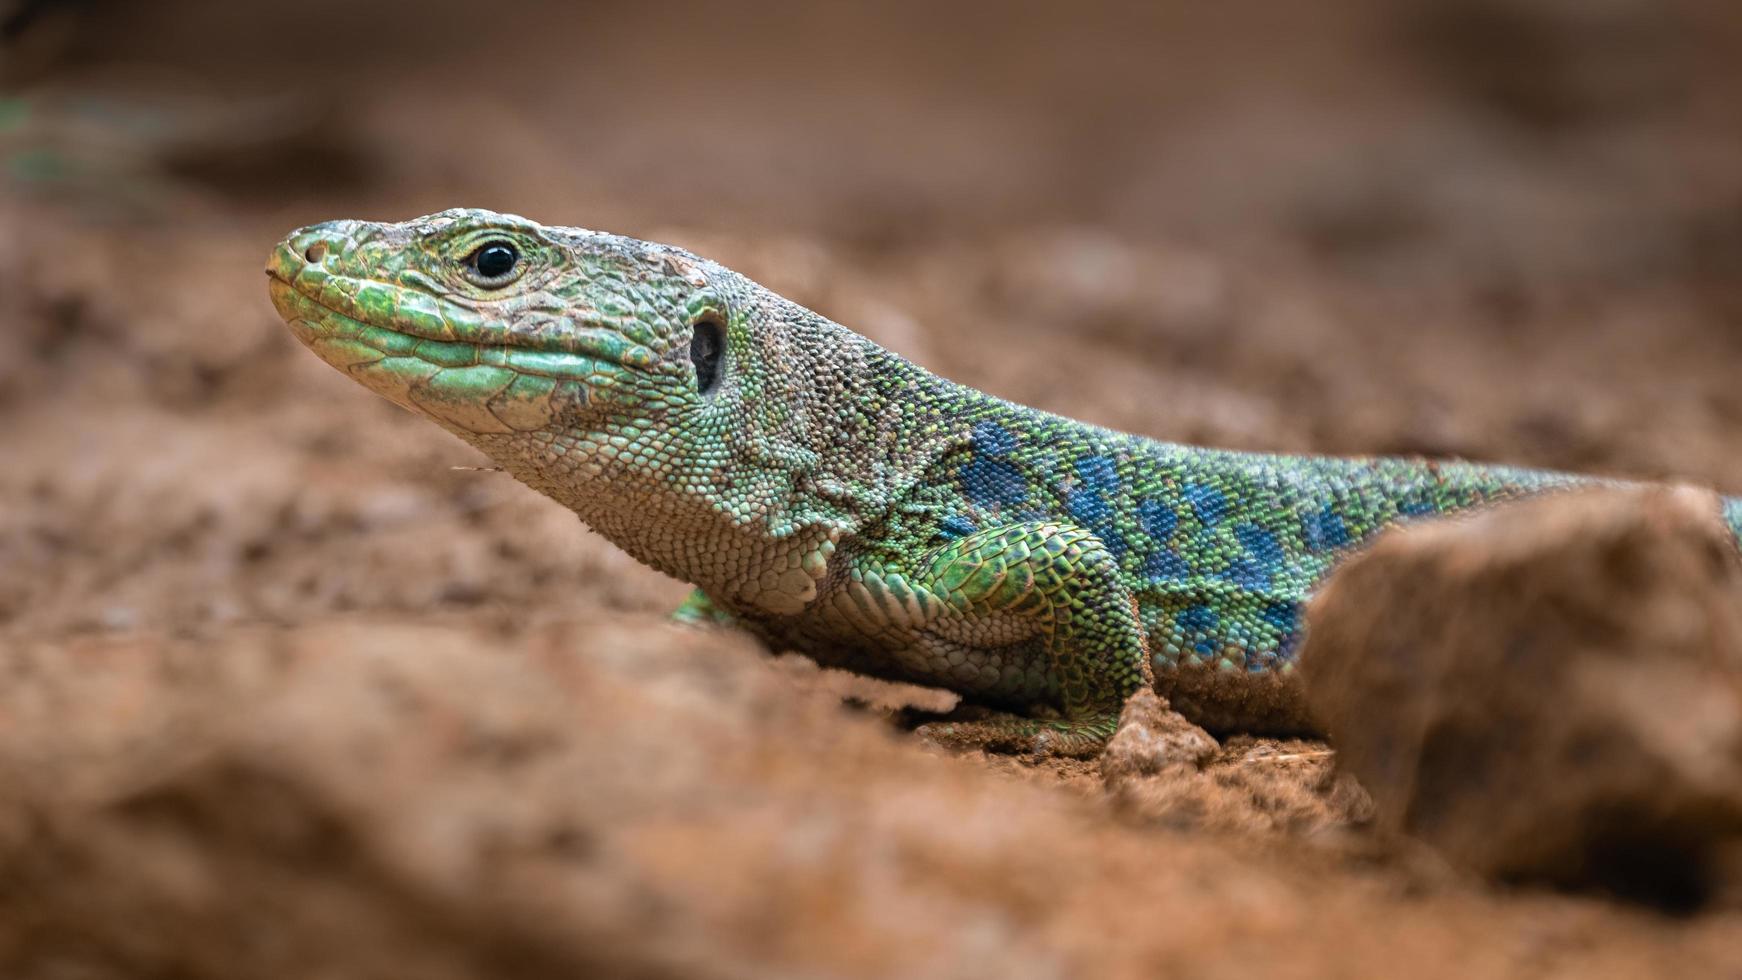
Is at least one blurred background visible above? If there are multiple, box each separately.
[5,2,1742,975]
[6,0,1742,636]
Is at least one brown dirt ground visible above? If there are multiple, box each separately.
[5,0,1742,976]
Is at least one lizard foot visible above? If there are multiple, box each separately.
[668,588,737,627]
[915,711,1121,759]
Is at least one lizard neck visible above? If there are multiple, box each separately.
[463,307,969,614]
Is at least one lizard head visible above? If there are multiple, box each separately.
[266,207,736,443]
[265,208,921,601]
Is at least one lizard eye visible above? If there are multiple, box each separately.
[690,317,724,395]
[464,240,520,286]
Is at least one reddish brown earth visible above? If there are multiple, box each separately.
[6,1,1742,976]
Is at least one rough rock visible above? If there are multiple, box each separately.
[1101,690,1361,835]
[1301,486,1742,905]
[1101,689,1220,782]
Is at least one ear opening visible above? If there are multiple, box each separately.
[690,317,725,395]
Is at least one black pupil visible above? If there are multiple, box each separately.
[474,242,517,279]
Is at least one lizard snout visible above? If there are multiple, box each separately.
[267,221,367,283]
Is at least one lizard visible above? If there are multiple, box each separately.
[264,208,1742,757]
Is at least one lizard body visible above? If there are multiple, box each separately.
[266,209,1742,755]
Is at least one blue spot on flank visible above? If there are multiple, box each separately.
[1257,601,1304,663]
[1233,522,1283,565]
[1303,506,1351,552]
[1398,496,1437,517]
[1260,600,1300,632]
[1075,455,1121,493]
[1137,498,1179,541]
[1178,604,1219,633]
[1219,557,1270,590]
[1183,483,1227,526]
[1177,604,1220,656]
[1275,631,1301,662]
[938,514,977,540]
[960,458,1029,508]
[1067,487,1112,527]
[1098,527,1129,560]
[1142,549,1190,582]
[970,420,1018,457]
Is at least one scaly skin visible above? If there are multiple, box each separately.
[266,209,1742,757]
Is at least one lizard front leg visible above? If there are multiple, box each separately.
[844,522,1154,757]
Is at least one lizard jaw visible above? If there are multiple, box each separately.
[267,276,593,436]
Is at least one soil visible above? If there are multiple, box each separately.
[5,0,1742,976]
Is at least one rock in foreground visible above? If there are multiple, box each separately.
[1301,486,1742,905]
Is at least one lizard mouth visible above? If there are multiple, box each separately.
[267,275,628,398]
[263,238,629,435]
[266,273,596,436]
[264,240,659,371]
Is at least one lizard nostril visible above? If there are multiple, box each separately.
[304,242,328,264]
